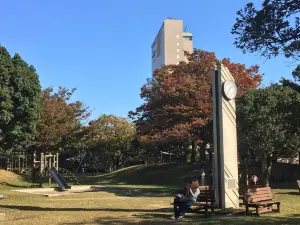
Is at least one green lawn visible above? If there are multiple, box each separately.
[76,163,205,186]
[0,184,299,225]
[0,164,299,225]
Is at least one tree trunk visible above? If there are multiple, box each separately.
[179,144,186,163]
[199,143,206,162]
[190,142,197,163]
[113,156,120,170]
[244,158,249,186]
[261,152,272,187]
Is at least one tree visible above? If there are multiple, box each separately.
[292,64,300,81]
[86,114,136,170]
[32,87,90,154]
[232,0,300,60]
[237,86,300,186]
[129,49,262,162]
[0,46,41,154]
[279,64,300,93]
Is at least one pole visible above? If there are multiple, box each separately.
[56,153,59,171]
[48,156,52,187]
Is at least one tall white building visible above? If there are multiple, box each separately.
[152,19,193,72]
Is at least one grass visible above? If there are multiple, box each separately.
[0,165,299,224]
[76,163,205,186]
[0,170,29,187]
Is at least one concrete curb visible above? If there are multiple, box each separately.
[0,213,5,221]
[11,185,92,197]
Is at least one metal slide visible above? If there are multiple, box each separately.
[48,167,71,190]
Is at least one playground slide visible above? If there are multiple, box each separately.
[48,167,71,190]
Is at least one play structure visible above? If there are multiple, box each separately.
[49,167,70,189]
[32,152,70,189]
[7,151,73,190]
[33,152,59,174]
[7,153,30,174]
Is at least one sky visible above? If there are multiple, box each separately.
[0,0,296,120]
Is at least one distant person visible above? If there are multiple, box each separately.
[250,175,258,185]
[171,178,200,220]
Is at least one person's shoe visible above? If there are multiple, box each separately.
[170,215,176,220]
[176,216,184,220]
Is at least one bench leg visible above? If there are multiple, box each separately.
[277,203,280,213]
[205,207,208,218]
[256,206,260,216]
[245,205,249,215]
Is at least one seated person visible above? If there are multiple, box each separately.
[171,178,200,220]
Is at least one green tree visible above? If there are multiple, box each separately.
[237,86,300,186]
[0,46,41,154]
[87,115,136,170]
[280,65,300,94]
[232,0,300,60]
[292,65,300,81]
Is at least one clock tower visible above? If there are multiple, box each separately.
[212,64,239,209]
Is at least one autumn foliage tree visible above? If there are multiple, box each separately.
[31,87,90,154]
[129,49,262,162]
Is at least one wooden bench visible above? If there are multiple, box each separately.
[239,185,263,206]
[192,189,215,217]
[171,186,215,218]
[297,180,300,194]
[245,186,280,216]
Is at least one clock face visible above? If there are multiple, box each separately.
[223,80,237,100]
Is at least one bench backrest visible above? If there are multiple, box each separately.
[197,190,215,203]
[199,186,209,191]
[297,180,300,188]
[239,185,264,196]
[245,186,273,203]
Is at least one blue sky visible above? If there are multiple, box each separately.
[0,0,295,119]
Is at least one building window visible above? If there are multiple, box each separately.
[183,36,192,41]
[152,50,156,58]
[176,42,179,46]
[177,49,179,52]
[177,55,179,59]
[157,36,161,57]
[177,61,179,65]
[176,34,180,38]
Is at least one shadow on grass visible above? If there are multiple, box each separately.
[0,182,29,188]
[61,213,300,225]
[78,163,204,186]
[276,191,300,196]
[0,204,172,213]
[90,186,176,197]
[270,182,298,190]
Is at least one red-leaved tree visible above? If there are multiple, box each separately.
[129,49,262,162]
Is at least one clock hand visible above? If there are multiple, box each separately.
[227,87,232,95]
